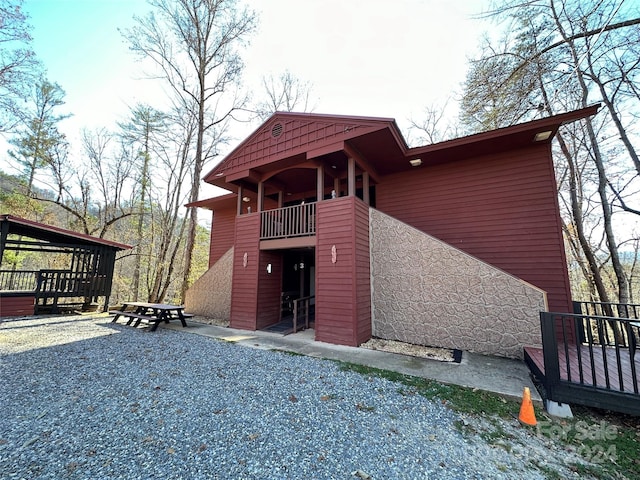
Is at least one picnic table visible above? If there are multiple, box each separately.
[110,301,192,331]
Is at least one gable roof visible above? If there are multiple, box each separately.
[203,111,406,185]
[0,215,132,250]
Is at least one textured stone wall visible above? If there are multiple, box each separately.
[370,209,545,358]
[185,247,233,319]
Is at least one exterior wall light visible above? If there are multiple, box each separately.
[534,130,553,141]
[409,158,422,167]
[266,263,272,274]
[242,196,250,202]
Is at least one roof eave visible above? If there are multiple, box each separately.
[1,214,133,250]
[406,104,601,158]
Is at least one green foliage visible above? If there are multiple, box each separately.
[534,407,640,478]
[336,361,517,417]
[8,79,69,192]
[189,223,211,284]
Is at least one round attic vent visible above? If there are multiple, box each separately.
[271,123,283,138]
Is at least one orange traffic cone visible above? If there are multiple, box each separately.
[518,387,537,426]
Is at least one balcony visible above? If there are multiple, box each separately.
[260,203,316,241]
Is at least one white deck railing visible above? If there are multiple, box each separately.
[260,203,316,240]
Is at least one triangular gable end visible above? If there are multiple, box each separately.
[204,112,397,183]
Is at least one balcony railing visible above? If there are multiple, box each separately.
[260,203,316,240]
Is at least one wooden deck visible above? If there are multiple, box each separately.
[524,345,639,394]
[527,311,640,415]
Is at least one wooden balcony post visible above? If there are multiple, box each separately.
[237,187,243,216]
[348,157,355,196]
[363,171,370,204]
[317,165,324,201]
[257,181,264,212]
[333,178,340,198]
[277,191,283,208]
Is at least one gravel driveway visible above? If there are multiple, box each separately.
[0,315,589,479]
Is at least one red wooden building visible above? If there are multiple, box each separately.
[186,106,599,359]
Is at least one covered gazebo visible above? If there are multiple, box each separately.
[0,215,131,316]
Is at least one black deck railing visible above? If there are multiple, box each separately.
[0,270,38,291]
[572,300,640,346]
[35,270,106,297]
[34,269,107,313]
[536,311,640,414]
[573,300,640,319]
[260,203,316,240]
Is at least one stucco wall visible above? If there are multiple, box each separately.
[185,247,233,319]
[370,209,545,358]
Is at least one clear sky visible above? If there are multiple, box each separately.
[7,1,639,250]
[4,0,490,186]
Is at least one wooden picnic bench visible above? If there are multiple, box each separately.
[110,301,192,331]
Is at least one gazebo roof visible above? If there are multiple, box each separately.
[0,215,132,251]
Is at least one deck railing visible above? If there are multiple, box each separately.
[260,203,316,240]
[0,270,38,291]
[35,270,106,297]
[573,300,640,319]
[573,300,640,346]
[292,295,315,334]
[540,311,639,395]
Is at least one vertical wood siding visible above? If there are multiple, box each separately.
[354,199,372,344]
[209,208,237,267]
[229,214,261,330]
[376,144,572,314]
[316,196,371,346]
[256,251,282,329]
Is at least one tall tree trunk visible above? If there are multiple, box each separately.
[551,2,628,305]
[132,148,150,302]
[180,87,205,304]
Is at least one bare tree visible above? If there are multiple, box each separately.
[0,0,41,132]
[254,70,315,120]
[408,100,458,146]
[33,128,138,239]
[461,0,640,305]
[122,0,257,302]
